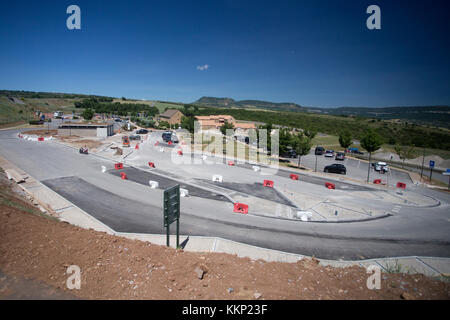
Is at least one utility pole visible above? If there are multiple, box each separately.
[420,147,425,179]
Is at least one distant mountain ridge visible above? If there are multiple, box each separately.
[194,97,308,112]
[193,96,450,128]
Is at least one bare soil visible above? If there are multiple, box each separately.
[21,129,58,137]
[56,137,104,150]
[0,172,449,300]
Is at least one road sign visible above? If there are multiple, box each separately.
[163,184,180,247]
[429,160,435,168]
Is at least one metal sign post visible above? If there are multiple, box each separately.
[443,170,450,191]
[163,184,180,248]
[429,160,435,181]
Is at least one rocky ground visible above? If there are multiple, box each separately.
[0,171,449,300]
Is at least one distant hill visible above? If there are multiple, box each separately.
[194,97,308,112]
[194,96,450,128]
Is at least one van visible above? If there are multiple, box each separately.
[315,146,325,155]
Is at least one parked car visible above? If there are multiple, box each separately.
[324,150,334,157]
[114,118,122,122]
[324,163,347,174]
[162,131,179,143]
[136,129,149,134]
[282,149,297,158]
[375,161,389,172]
[335,152,345,160]
[315,146,325,155]
[129,135,141,141]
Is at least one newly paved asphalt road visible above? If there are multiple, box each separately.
[1,128,450,260]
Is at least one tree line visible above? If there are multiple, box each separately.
[76,98,159,119]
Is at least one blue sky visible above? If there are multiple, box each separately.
[0,0,449,107]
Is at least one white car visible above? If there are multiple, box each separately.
[375,162,389,172]
[324,150,334,157]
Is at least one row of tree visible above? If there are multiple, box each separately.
[76,99,159,118]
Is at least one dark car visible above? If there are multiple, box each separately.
[282,149,297,158]
[335,152,345,161]
[162,131,178,143]
[129,135,141,141]
[315,146,325,155]
[162,131,172,142]
[136,129,149,134]
[324,163,346,174]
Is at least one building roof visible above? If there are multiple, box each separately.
[196,115,235,121]
[160,109,182,119]
[235,122,256,129]
[197,120,218,127]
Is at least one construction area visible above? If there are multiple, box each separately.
[0,124,449,300]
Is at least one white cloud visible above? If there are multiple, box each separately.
[196,64,209,71]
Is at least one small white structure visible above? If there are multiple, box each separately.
[180,188,189,197]
[212,174,223,183]
[252,165,260,172]
[101,166,106,173]
[297,211,312,221]
[149,180,159,189]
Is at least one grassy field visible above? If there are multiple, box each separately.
[311,133,450,160]
[0,96,77,125]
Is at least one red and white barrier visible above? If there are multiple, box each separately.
[396,182,406,189]
[325,182,335,189]
[148,162,155,168]
[263,180,274,188]
[115,163,124,170]
[233,203,249,214]
[120,172,128,180]
[290,174,299,180]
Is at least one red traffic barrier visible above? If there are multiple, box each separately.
[148,162,155,168]
[135,143,139,150]
[396,182,406,189]
[177,150,183,156]
[325,182,335,189]
[373,179,382,184]
[168,141,172,145]
[228,161,235,166]
[154,141,159,146]
[233,203,249,214]
[115,163,123,170]
[37,137,44,142]
[120,172,127,180]
[263,179,274,188]
[290,174,299,180]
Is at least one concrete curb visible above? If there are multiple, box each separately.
[1,155,450,278]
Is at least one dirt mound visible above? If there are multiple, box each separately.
[0,173,449,300]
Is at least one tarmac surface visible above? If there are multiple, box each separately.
[1,128,450,260]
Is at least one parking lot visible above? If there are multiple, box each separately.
[284,150,412,187]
